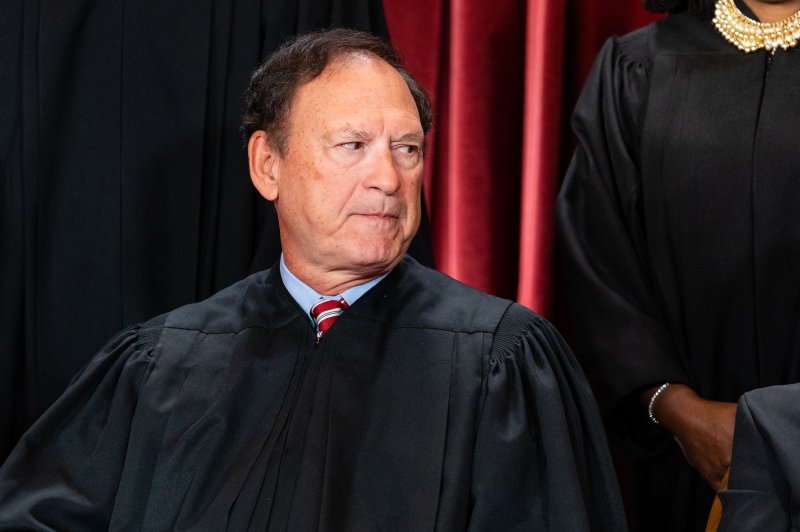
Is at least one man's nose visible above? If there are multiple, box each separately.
[363,147,402,194]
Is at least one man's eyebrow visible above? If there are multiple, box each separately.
[331,128,371,140]
[392,132,424,143]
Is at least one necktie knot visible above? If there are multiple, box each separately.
[310,297,348,337]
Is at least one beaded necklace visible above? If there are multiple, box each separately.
[713,0,800,53]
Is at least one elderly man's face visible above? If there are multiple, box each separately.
[250,55,424,289]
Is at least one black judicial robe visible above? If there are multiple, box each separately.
[0,257,626,531]
[557,3,800,531]
[0,0,433,462]
[718,384,800,531]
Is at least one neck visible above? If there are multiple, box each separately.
[282,255,395,296]
[742,0,800,22]
[297,272,382,296]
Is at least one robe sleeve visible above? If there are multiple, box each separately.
[0,316,164,531]
[467,304,627,532]
[718,384,800,531]
[556,31,692,450]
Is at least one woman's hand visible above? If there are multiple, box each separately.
[643,384,737,491]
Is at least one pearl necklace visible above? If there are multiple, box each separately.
[713,0,800,53]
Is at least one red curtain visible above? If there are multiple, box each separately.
[384,0,660,319]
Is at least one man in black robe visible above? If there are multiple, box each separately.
[0,0,434,464]
[0,29,626,531]
[718,383,800,531]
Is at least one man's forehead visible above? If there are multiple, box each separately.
[288,56,421,130]
[307,54,403,94]
[322,51,385,74]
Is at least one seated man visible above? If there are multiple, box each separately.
[0,29,626,531]
[718,383,800,531]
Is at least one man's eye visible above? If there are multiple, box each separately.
[395,144,419,154]
[340,142,364,150]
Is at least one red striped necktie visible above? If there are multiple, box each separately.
[310,297,349,338]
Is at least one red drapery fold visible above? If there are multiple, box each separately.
[384,0,660,319]
[518,0,566,315]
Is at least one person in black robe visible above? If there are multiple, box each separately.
[718,383,800,531]
[557,0,800,530]
[0,0,434,464]
[0,29,626,531]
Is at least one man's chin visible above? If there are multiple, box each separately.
[344,242,408,273]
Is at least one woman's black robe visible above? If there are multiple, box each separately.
[558,3,800,530]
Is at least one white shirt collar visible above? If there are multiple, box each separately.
[279,254,389,326]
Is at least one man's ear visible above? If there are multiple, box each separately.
[248,130,280,201]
